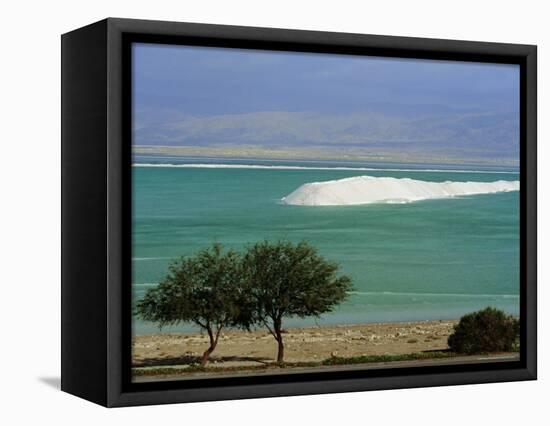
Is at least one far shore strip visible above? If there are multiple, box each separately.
[133,319,461,368]
[132,145,520,168]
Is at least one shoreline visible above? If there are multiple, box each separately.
[133,317,463,338]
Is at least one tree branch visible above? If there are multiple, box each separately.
[262,319,277,339]
[206,325,214,346]
[194,319,207,329]
[214,325,223,345]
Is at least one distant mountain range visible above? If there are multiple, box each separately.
[133,108,519,165]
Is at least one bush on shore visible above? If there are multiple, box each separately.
[447,307,519,354]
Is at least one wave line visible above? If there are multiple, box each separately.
[132,163,518,174]
[350,291,518,298]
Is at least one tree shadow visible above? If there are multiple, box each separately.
[422,348,451,353]
[133,354,272,367]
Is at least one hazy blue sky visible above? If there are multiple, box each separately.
[134,43,519,115]
[132,43,520,164]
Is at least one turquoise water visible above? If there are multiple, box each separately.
[132,156,519,334]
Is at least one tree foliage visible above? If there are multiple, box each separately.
[447,307,520,354]
[242,240,353,363]
[135,244,251,365]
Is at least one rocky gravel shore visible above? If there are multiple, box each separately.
[133,320,458,367]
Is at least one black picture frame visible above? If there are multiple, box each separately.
[61,17,537,407]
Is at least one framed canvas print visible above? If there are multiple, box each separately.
[61,18,537,407]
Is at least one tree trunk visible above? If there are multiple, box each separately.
[201,346,215,366]
[200,326,221,366]
[274,317,284,364]
[276,335,284,364]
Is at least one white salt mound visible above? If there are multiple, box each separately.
[281,176,519,206]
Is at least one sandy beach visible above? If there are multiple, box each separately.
[132,319,519,381]
[133,320,460,368]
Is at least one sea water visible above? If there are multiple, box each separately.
[132,155,519,334]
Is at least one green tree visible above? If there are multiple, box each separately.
[448,307,520,354]
[243,240,353,363]
[135,244,252,366]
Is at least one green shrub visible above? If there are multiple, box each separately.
[448,307,519,354]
